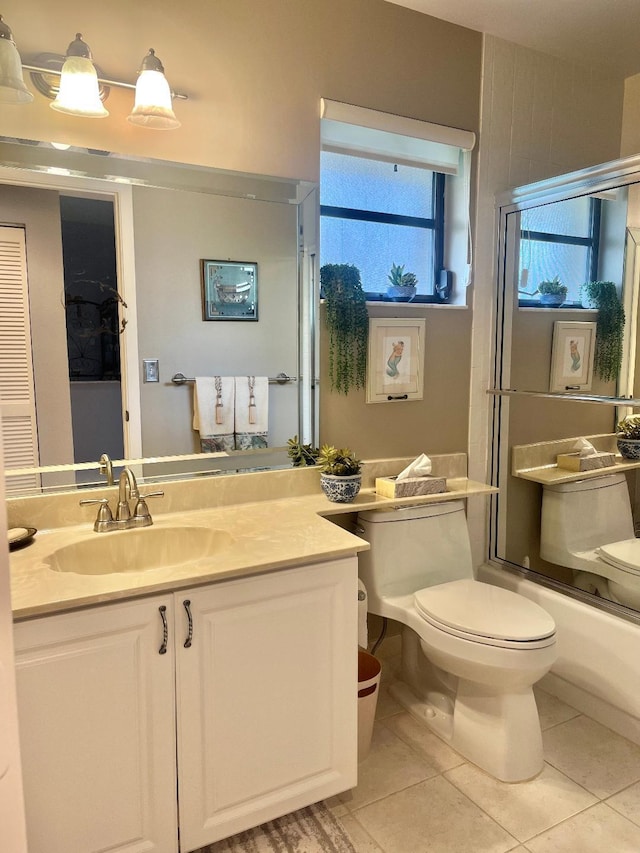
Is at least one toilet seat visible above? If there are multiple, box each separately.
[597,539,640,575]
[414,580,556,650]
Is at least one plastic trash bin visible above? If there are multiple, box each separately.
[357,650,381,761]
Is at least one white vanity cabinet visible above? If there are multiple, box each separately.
[13,556,358,853]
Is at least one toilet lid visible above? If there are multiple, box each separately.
[414,580,556,643]
[598,539,640,575]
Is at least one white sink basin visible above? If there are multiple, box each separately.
[47,526,235,575]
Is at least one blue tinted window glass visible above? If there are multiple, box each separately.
[519,240,591,303]
[321,217,434,294]
[523,197,592,238]
[320,151,433,218]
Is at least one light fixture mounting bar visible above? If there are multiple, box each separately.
[22,61,188,100]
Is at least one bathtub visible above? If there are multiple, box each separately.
[479,563,640,746]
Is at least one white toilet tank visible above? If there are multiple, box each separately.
[540,473,634,568]
[357,500,473,615]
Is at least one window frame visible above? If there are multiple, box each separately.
[320,167,447,303]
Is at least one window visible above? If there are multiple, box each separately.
[319,99,476,307]
[320,151,445,302]
[518,196,601,307]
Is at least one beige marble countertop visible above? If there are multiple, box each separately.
[9,478,495,620]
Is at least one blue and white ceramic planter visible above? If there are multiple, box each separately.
[320,473,362,503]
[617,437,640,460]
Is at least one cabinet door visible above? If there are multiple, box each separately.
[14,596,178,853]
[176,557,358,851]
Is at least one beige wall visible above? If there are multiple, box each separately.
[132,185,299,455]
[0,186,74,467]
[2,0,482,182]
[320,306,472,457]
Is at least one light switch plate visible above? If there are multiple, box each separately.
[143,359,159,383]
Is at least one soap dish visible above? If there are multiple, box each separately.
[8,527,37,551]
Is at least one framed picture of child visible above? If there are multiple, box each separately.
[549,321,597,393]
[366,318,425,403]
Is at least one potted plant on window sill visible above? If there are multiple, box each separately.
[318,444,362,503]
[537,276,568,307]
[386,263,418,300]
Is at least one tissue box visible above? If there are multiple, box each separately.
[556,451,615,472]
[376,475,447,499]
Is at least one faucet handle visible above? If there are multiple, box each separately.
[79,498,115,533]
[133,491,164,527]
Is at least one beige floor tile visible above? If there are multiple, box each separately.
[444,761,597,841]
[533,687,580,731]
[353,775,518,853]
[525,802,640,852]
[376,632,402,661]
[383,712,465,773]
[542,716,640,798]
[374,683,403,719]
[607,779,640,826]
[340,722,439,810]
[325,794,350,818]
[338,814,384,852]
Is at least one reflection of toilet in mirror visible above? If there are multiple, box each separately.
[540,473,640,609]
[357,501,556,782]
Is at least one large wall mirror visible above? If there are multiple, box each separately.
[0,138,318,495]
[490,153,640,619]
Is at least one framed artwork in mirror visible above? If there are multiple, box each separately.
[549,321,597,392]
[366,318,425,403]
[201,260,258,321]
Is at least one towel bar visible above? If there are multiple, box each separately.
[171,372,297,385]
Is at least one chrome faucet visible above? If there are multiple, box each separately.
[80,466,164,532]
[116,467,139,526]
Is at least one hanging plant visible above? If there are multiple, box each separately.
[320,263,369,394]
[582,281,625,382]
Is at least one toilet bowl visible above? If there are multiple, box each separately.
[357,502,556,782]
[541,474,640,608]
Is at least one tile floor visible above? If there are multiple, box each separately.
[328,634,640,852]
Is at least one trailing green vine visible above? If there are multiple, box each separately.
[582,281,625,383]
[320,263,369,394]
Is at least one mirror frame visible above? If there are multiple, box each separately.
[488,152,640,618]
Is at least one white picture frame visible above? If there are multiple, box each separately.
[366,318,425,403]
[549,321,597,393]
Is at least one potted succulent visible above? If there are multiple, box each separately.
[616,415,640,459]
[320,264,369,394]
[537,276,568,307]
[286,435,320,467]
[387,263,418,299]
[582,281,625,383]
[318,444,362,502]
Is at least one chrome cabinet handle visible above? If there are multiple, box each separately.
[158,605,168,655]
[183,599,193,648]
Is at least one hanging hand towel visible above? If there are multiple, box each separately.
[193,376,235,452]
[234,376,268,449]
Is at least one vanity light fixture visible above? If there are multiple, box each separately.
[0,15,33,103]
[50,33,108,118]
[1,16,186,129]
[128,49,180,130]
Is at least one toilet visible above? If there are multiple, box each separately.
[541,473,640,609]
[357,501,556,782]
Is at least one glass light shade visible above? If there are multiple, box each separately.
[128,69,180,130]
[0,35,33,103]
[50,55,108,118]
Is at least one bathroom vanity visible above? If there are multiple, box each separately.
[8,457,494,853]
